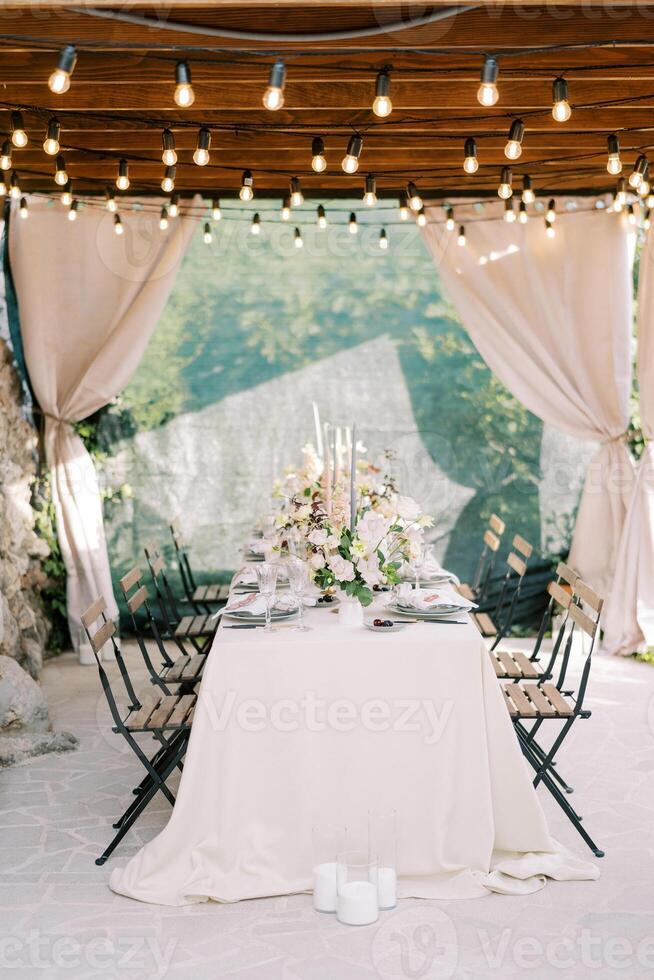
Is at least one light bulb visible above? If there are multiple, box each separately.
[240,169,254,201]
[417,208,427,228]
[116,159,129,191]
[174,61,194,107]
[281,196,291,221]
[372,70,392,117]
[161,129,177,166]
[0,141,11,171]
[290,176,303,207]
[477,56,499,106]
[43,118,60,156]
[640,175,651,198]
[457,225,466,246]
[61,181,72,206]
[159,206,169,230]
[463,137,478,174]
[317,204,327,229]
[212,199,222,221]
[645,208,651,231]
[399,194,409,220]
[445,207,455,231]
[407,181,422,211]
[54,155,68,186]
[193,127,211,166]
[67,200,78,222]
[48,46,76,94]
[169,193,180,218]
[616,178,627,206]
[522,175,535,204]
[0,180,6,197]
[161,167,176,193]
[11,112,27,148]
[342,134,363,174]
[349,212,358,234]
[552,77,571,122]
[629,154,648,189]
[114,214,123,235]
[606,134,621,175]
[251,213,261,235]
[519,201,528,224]
[10,173,20,200]
[203,222,212,244]
[363,174,377,206]
[294,227,303,248]
[648,194,654,208]
[105,189,117,212]
[263,60,286,111]
[19,196,28,219]
[546,198,556,222]
[498,167,512,199]
[627,203,637,226]
[504,119,524,160]
[545,219,555,238]
[504,199,516,222]
[311,136,326,173]
[379,228,389,249]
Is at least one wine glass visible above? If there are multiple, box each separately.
[287,557,311,632]
[409,541,425,593]
[256,562,279,634]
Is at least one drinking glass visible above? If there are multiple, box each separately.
[369,808,397,910]
[287,557,311,632]
[255,562,279,633]
[312,823,347,913]
[336,850,379,926]
[409,541,425,592]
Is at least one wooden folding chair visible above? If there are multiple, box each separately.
[169,518,230,614]
[501,585,605,857]
[457,513,505,602]
[471,534,533,645]
[81,597,195,866]
[119,567,206,693]
[144,542,217,655]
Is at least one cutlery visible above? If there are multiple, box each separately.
[223,623,261,629]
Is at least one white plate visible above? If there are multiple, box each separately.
[224,608,297,623]
[389,602,466,620]
[364,622,406,633]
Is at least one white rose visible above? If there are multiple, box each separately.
[356,510,392,546]
[329,554,356,582]
[295,504,311,521]
[397,495,422,521]
[310,552,326,570]
[308,528,328,546]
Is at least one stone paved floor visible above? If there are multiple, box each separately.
[1,641,653,980]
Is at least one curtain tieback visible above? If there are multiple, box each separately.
[601,431,630,446]
[43,411,76,426]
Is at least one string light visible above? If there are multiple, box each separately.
[0,142,11,172]
[645,208,651,231]
[10,112,27,148]
[372,70,392,117]
[161,129,177,166]
[194,127,211,166]
[317,204,327,229]
[294,226,303,248]
[627,203,637,226]
[457,225,466,246]
[54,154,68,186]
[342,135,363,174]
[504,198,516,222]
[48,45,76,95]
[161,166,176,193]
[477,56,499,107]
[463,137,478,174]
[398,193,409,220]
[68,200,78,222]
[616,178,627,207]
[379,228,389,249]
[174,61,195,107]
[552,77,571,122]
[43,117,60,156]
[445,206,455,231]
[61,180,73,207]
[19,196,28,219]
[290,176,304,207]
[545,218,555,238]
[116,158,130,191]
[519,200,528,224]
[407,181,423,211]
[363,174,377,207]
[639,167,651,199]
[629,154,648,189]
[169,192,180,217]
[113,213,123,235]
[417,207,427,227]
[159,205,169,230]
[105,187,117,212]
[203,222,212,244]
[240,170,254,201]
[311,137,327,173]
[498,167,513,199]
[647,193,654,208]
[0,179,6,196]
[280,195,291,221]
[546,198,556,222]
[349,211,358,234]
[263,60,286,111]
[212,199,222,220]
[251,212,261,235]
[504,119,524,161]
[522,175,535,204]
[606,134,622,176]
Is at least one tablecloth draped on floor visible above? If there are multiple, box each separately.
[420,200,634,600]
[110,613,598,905]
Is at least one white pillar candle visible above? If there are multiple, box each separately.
[377,866,397,910]
[337,881,379,926]
[323,423,332,515]
[313,862,338,913]
[312,401,323,460]
[350,423,357,532]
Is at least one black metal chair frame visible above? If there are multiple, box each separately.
[144,543,216,655]
[169,519,228,615]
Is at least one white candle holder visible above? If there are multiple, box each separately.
[369,808,398,910]
[312,824,347,913]
[336,850,379,926]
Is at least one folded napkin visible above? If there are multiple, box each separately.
[395,584,476,611]
[225,591,317,616]
[245,539,267,555]
[400,559,460,586]
[232,564,288,587]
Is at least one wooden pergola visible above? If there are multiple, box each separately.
[1,1,654,199]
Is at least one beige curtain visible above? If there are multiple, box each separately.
[420,201,634,598]
[9,196,200,653]
[603,232,654,655]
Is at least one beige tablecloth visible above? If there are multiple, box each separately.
[110,605,598,905]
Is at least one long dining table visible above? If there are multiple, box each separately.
[110,581,598,906]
